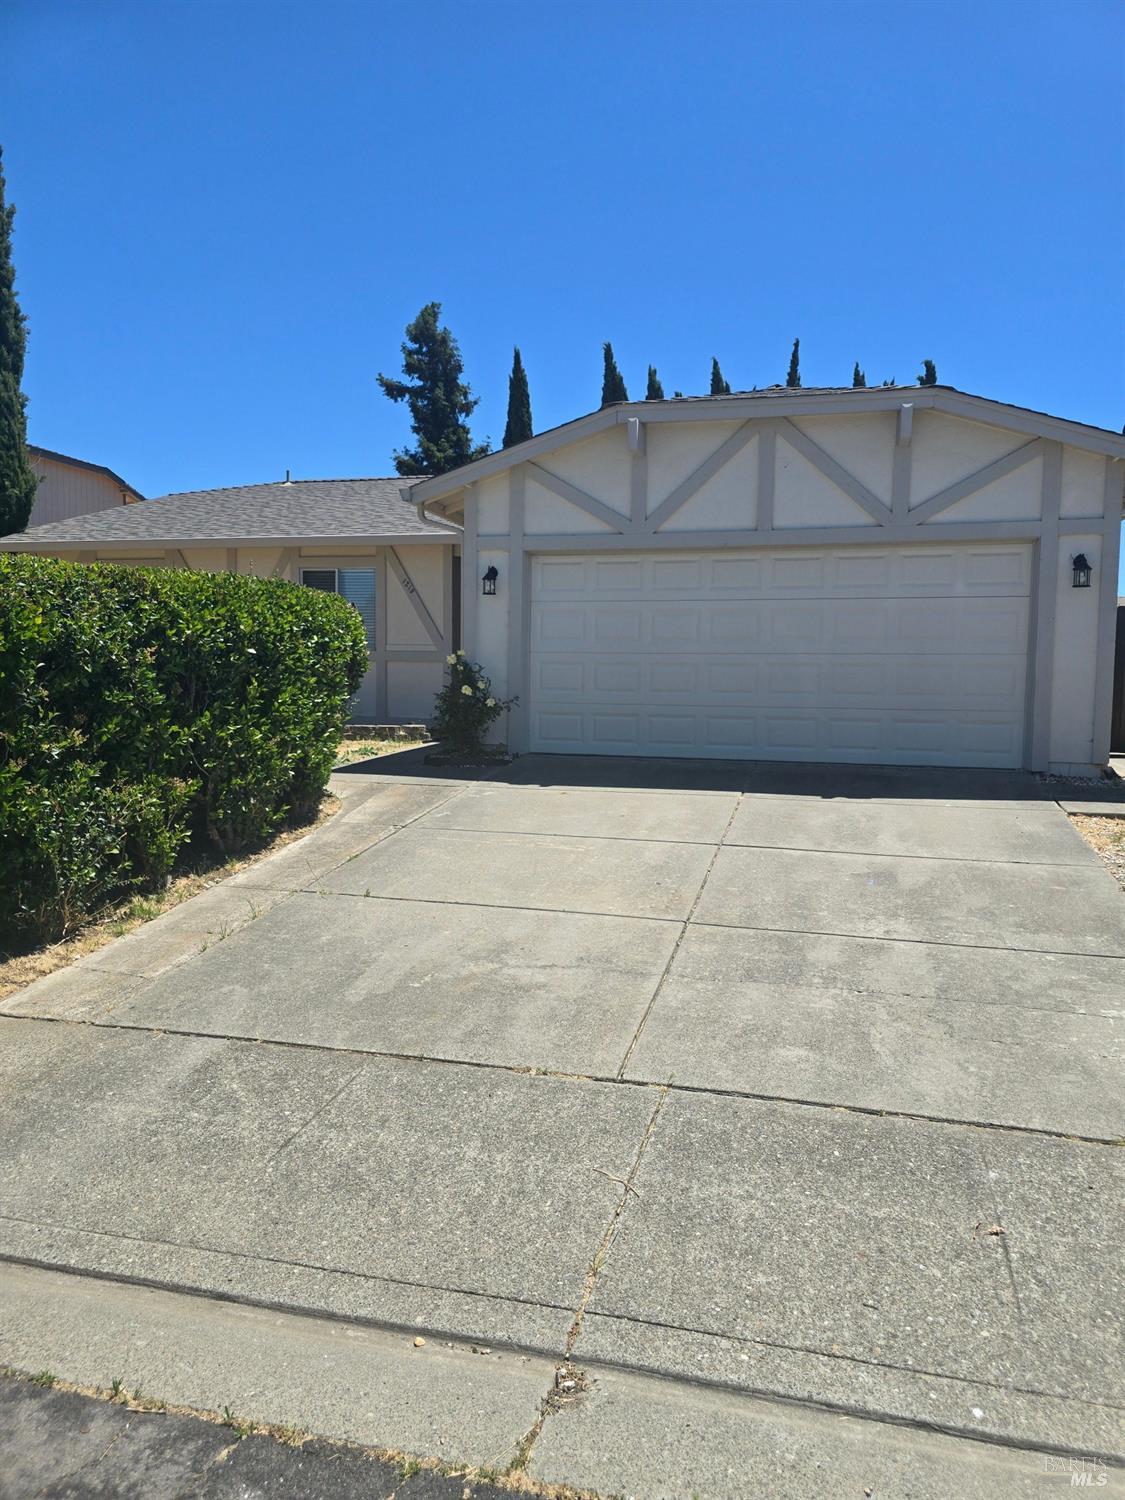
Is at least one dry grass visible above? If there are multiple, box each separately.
[0,796,340,1004]
[334,735,429,766]
[1071,813,1125,894]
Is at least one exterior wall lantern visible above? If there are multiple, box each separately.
[482,565,499,596]
[1071,553,1092,589]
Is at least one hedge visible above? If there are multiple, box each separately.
[0,554,368,946]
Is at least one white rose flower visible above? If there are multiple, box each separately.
[456,648,466,657]
[486,697,496,707]
[476,679,486,689]
[460,684,473,696]
[446,653,457,665]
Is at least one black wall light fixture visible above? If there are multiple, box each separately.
[482,565,499,596]
[1071,553,1092,588]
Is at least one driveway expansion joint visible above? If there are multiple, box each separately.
[568,1324,1125,1470]
[2,1009,1120,1145]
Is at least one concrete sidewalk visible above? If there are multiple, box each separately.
[1,759,1122,1497]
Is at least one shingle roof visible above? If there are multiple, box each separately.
[0,476,457,546]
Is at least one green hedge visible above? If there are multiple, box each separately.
[0,554,368,946]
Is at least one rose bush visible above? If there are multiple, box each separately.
[430,650,515,755]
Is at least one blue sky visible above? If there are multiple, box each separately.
[2,0,1122,574]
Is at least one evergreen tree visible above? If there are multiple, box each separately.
[502,346,533,448]
[917,358,938,386]
[786,338,801,388]
[0,148,38,535]
[377,302,489,475]
[600,342,629,406]
[852,362,866,388]
[710,357,731,396]
[645,365,665,401]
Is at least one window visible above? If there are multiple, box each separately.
[301,567,376,648]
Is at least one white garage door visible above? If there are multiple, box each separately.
[529,545,1031,766]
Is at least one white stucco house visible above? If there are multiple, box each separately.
[409,386,1125,774]
[3,384,1123,772]
[0,476,458,724]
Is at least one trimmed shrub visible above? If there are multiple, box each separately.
[0,555,367,945]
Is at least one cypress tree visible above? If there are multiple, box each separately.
[917,358,938,386]
[710,358,731,396]
[786,338,801,388]
[852,362,866,388]
[645,366,665,401]
[377,302,490,476]
[600,342,629,406]
[502,346,533,448]
[0,148,38,535]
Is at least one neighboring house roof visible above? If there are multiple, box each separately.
[0,476,458,549]
[29,445,144,501]
[408,385,1125,515]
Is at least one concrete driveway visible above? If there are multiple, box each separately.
[1,756,1123,1497]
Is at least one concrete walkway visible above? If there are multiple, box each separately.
[1,757,1122,1497]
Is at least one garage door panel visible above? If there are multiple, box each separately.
[529,546,1030,767]
[533,652,1026,715]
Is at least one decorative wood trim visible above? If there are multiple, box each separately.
[167,549,188,569]
[647,421,756,532]
[386,546,443,649]
[384,649,446,663]
[270,548,296,578]
[908,438,1045,525]
[461,483,479,661]
[1030,442,1062,771]
[892,404,913,523]
[506,467,528,750]
[756,422,776,533]
[441,543,452,653]
[634,390,932,425]
[1091,458,1124,763]
[517,521,1044,552]
[526,461,628,534]
[629,418,647,527]
[776,418,892,526]
[225,547,237,572]
[374,550,389,718]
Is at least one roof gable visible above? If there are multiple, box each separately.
[409,386,1125,515]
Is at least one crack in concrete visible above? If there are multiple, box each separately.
[976,1137,1025,1322]
[508,1085,671,1477]
[614,795,745,1081]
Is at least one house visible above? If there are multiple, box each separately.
[4,385,1123,769]
[0,476,459,723]
[407,386,1125,773]
[28,445,143,526]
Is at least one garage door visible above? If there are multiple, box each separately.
[528,545,1031,766]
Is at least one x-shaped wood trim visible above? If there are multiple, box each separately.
[526,462,629,533]
[386,546,444,648]
[776,418,892,525]
[908,438,1045,524]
